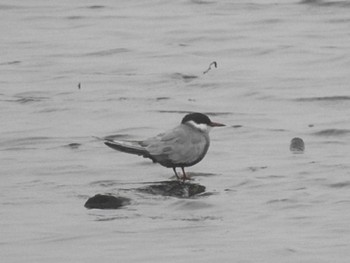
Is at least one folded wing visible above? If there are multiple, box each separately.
[141,125,209,167]
[104,140,155,161]
[104,124,209,168]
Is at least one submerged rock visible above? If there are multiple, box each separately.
[138,181,206,198]
[84,194,131,209]
[290,137,305,153]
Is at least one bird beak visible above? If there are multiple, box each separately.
[210,121,225,127]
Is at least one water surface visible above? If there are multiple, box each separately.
[1,1,350,262]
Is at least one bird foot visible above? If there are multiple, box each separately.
[179,174,192,181]
[172,168,192,182]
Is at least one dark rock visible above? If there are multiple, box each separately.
[290,137,305,153]
[138,181,206,198]
[84,194,131,209]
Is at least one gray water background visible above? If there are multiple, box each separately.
[1,0,350,262]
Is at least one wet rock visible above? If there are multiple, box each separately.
[290,137,305,153]
[138,181,206,198]
[84,194,131,209]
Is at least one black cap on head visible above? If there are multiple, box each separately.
[181,112,211,125]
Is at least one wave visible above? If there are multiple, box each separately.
[328,181,350,188]
[0,4,21,10]
[312,129,350,136]
[156,110,233,116]
[86,5,105,9]
[5,92,51,104]
[170,73,198,83]
[295,96,350,102]
[14,97,48,104]
[300,0,350,7]
[83,48,130,57]
[0,60,21,65]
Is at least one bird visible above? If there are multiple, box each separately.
[103,112,225,180]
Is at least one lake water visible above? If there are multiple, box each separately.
[1,0,350,262]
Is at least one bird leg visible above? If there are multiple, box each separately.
[172,167,180,180]
[173,167,191,181]
[181,167,191,181]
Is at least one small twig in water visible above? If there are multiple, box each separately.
[203,61,217,74]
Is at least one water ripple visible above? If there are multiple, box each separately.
[295,96,350,102]
[312,129,350,137]
[82,48,130,57]
[328,181,350,188]
[300,0,350,8]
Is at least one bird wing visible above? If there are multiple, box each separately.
[141,124,209,166]
[104,139,154,160]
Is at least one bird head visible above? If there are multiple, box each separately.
[181,112,225,132]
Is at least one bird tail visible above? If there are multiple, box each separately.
[104,139,151,159]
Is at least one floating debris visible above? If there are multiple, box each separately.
[203,61,217,74]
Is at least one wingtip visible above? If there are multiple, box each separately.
[104,141,113,146]
[93,136,108,141]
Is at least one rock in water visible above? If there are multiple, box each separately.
[138,181,206,198]
[84,194,131,209]
[290,137,305,153]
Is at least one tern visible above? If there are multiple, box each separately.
[104,112,225,180]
